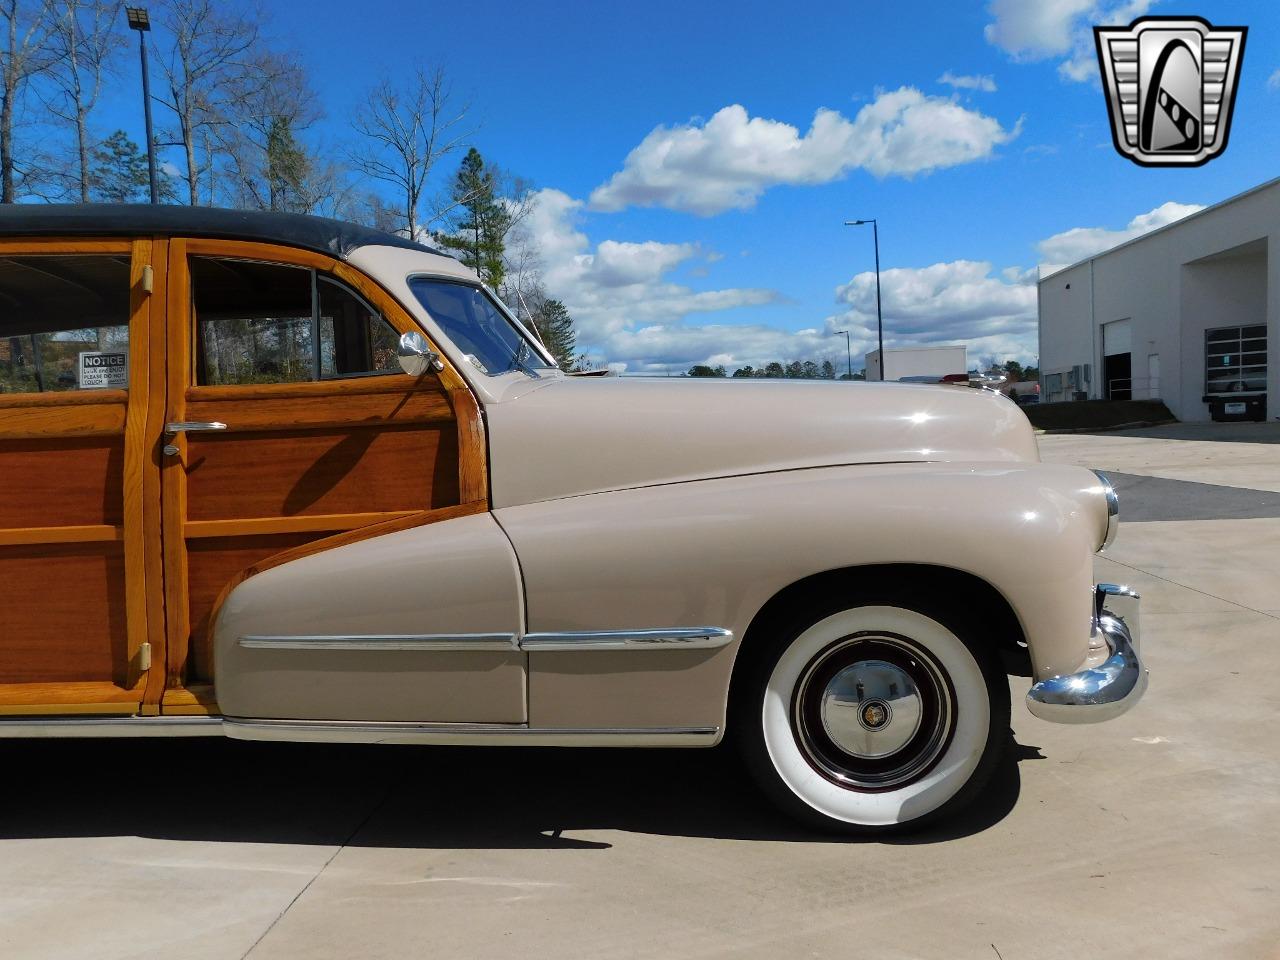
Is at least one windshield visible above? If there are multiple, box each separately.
[408,278,556,377]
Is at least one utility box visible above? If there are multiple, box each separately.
[866,345,967,382]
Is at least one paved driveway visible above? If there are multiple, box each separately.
[2,426,1278,960]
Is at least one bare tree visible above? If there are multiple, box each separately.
[0,0,55,203]
[153,0,263,205]
[44,0,122,201]
[350,66,468,240]
[219,48,321,211]
[498,214,544,318]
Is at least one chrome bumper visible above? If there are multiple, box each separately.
[1026,584,1148,724]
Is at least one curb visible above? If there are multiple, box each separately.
[1038,418,1180,435]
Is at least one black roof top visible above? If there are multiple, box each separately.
[0,204,452,261]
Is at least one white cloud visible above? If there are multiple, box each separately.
[589,88,1021,215]
[519,195,1208,374]
[1037,200,1204,272]
[1268,68,1280,92]
[829,259,1040,363]
[939,71,998,92]
[524,188,834,372]
[984,0,1157,83]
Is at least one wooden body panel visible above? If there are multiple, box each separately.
[159,238,488,707]
[184,424,458,521]
[0,233,490,717]
[0,542,126,683]
[0,239,153,710]
[0,436,124,527]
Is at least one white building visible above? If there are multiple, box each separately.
[1038,177,1277,422]
[865,344,967,382]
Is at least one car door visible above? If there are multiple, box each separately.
[158,238,523,721]
[0,238,164,716]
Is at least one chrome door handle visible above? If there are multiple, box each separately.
[164,421,227,435]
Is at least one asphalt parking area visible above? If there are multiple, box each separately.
[2,425,1278,960]
[1103,471,1280,521]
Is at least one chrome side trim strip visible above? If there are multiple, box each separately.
[520,627,733,652]
[239,633,519,652]
[223,718,721,748]
[0,717,223,739]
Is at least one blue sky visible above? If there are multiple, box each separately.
[91,0,1280,372]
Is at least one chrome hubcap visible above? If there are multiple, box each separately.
[793,633,955,791]
[820,660,923,759]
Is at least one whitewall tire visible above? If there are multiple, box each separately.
[737,602,1008,833]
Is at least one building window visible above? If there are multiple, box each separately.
[1205,324,1267,395]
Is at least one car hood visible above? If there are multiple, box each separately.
[485,376,1039,507]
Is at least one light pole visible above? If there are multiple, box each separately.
[126,7,159,204]
[845,218,883,380]
[831,329,852,380]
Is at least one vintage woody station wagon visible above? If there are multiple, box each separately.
[0,206,1146,832]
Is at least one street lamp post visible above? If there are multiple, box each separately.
[831,329,852,380]
[845,218,884,380]
[125,7,159,204]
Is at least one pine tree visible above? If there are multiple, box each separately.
[264,115,309,211]
[532,298,577,370]
[89,130,152,202]
[437,148,510,288]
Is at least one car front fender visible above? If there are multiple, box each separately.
[495,461,1109,731]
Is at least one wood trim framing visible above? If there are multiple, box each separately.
[0,237,154,715]
[121,238,152,689]
[0,680,146,716]
[161,238,193,694]
[160,683,217,716]
[0,524,122,546]
[243,501,487,578]
[183,511,419,539]
[0,388,129,409]
[140,237,171,713]
[0,238,131,255]
[0,402,126,438]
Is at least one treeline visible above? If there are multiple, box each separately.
[688,360,862,380]
[0,0,581,366]
[691,358,1041,382]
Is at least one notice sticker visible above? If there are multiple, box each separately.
[78,351,128,389]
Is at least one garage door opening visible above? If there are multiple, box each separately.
[1102,319,1132,400]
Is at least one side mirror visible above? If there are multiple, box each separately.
[397,331,443,376]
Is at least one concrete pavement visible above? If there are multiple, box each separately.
[2,425,1278,960]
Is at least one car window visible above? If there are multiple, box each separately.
[192,256,401,386]
[408,278,554,377]
[0,255,131,394]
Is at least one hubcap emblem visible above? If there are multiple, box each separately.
[860,699,891,729]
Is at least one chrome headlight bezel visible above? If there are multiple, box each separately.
[1092,470,1119,552]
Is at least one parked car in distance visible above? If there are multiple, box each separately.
[0,206,1147,833]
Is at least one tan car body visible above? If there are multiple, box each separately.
[209,243,1111,743]
[0,220,1120,748]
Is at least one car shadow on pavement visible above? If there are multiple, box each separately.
[0,735,1043,848]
